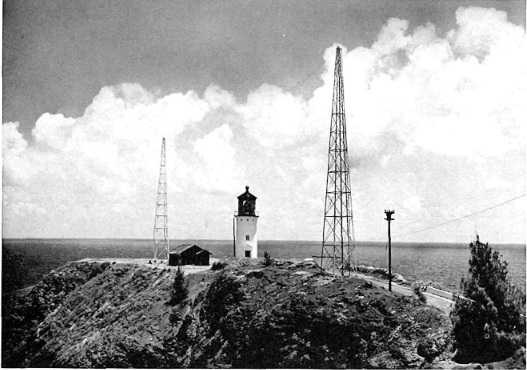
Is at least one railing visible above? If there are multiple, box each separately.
[234,211,259,216]
[426,287,474,303]
[427,287,454,300]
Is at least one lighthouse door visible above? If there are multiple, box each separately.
[245,250,251,257]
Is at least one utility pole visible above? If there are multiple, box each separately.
[320,46,356,277]
[384,210,395,292]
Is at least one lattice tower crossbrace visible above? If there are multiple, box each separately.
[153,137,169,260]
[321,46,357,276]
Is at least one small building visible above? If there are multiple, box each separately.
[168,244,212,266]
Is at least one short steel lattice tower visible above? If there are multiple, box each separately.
[153,137,169,260]
[321,46,356,276]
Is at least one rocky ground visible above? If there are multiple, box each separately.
[1,258,524,368]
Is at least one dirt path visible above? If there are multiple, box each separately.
[77,257,221,275]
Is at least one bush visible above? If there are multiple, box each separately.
[168,267,188,305]
[168,309,181,323]
[263,251,273,266]
[211,261,227,271]
[450,236,526,363]
[203,271,245,329]
[412,283,427,304]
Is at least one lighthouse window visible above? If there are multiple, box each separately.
[246,218,249,221]
[245,235,250,240]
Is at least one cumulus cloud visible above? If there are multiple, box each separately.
[203,84,236,109]
[237,84,311,147]
[449,7,522,59]
[341,7,526,160]
[2,83,239,238]
[3,6,525,242]
[193,124,239,192]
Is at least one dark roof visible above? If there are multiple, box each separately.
[169,244,212,255]
[237,185,257,200]
[170,244,195,254]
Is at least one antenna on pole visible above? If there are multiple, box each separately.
[153,137,169,260]
[320,46,356,277]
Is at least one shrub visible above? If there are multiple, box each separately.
[169,309,181,323]
[412,283,427,304]
[450,236,526,363]
[168,267,188,305]
[263,251,273,266]
[203,271,245,328]
[211,261,227,271]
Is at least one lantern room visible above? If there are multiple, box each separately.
[237,186,257,216]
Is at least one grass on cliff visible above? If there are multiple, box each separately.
[3,258,457,369]
[189,260,453,368]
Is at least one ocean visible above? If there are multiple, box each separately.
[2,238,525,294]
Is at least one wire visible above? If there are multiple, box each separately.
[397,190,524,229]
[394,194,526,238]
[284,60,326,92]
[422,187,524,208]
[356,198,376,212]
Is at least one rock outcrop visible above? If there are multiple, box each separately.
[1,258,519,368]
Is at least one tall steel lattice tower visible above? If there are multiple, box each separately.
[153,137,169,260]
[321,46,356,276]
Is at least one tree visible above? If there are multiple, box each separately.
[263,251,273,266]
[450,236,525,363]
[169,267,188,305]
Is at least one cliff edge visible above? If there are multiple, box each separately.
[1,258,518,368]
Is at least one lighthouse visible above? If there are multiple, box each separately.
[234,186,258,258]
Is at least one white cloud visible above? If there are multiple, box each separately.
[32,113,76,150]
[2,6,525,243]
[203,84,236,109]
[193,123,240,192]
[372,18,410,56]
[449,7,521,59]
[3,122,32,184]
[2,122,27,153]
[341,6,526,159]
[237,83,311,147]
[402,195,422,212]
[2,83,216,238]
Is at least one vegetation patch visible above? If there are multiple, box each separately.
[167,267,188,306]
[3,254,524,369]
[450,236,526,364]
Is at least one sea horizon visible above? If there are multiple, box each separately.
[3,237,525,247]
[3,238,525,294]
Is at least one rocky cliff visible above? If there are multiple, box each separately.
[1,258,516,368]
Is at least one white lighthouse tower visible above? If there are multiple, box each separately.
[234,186,258,258]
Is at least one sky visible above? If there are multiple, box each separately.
[2,0,526,244]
